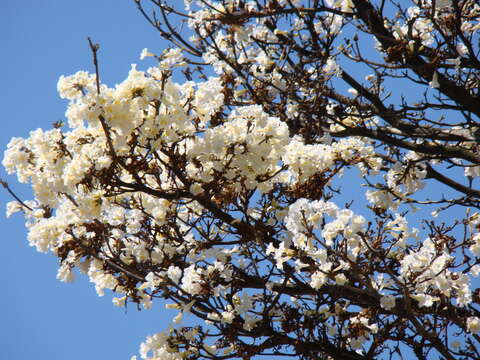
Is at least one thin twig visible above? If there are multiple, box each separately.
[86,38,119,164]
[87,37,101,95]
[0,179,33,211]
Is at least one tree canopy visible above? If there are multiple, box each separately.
[3,0,480,359]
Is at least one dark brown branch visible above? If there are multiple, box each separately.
[333,126,480,166]
[351,0,480,118]
[425,163,480,198]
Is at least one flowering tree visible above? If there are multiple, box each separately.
[3,0,480,359]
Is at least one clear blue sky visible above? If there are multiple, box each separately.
[1,1,176,359]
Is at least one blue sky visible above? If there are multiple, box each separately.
[1,1,176,359]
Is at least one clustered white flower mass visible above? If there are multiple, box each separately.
[3,0,480,359]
